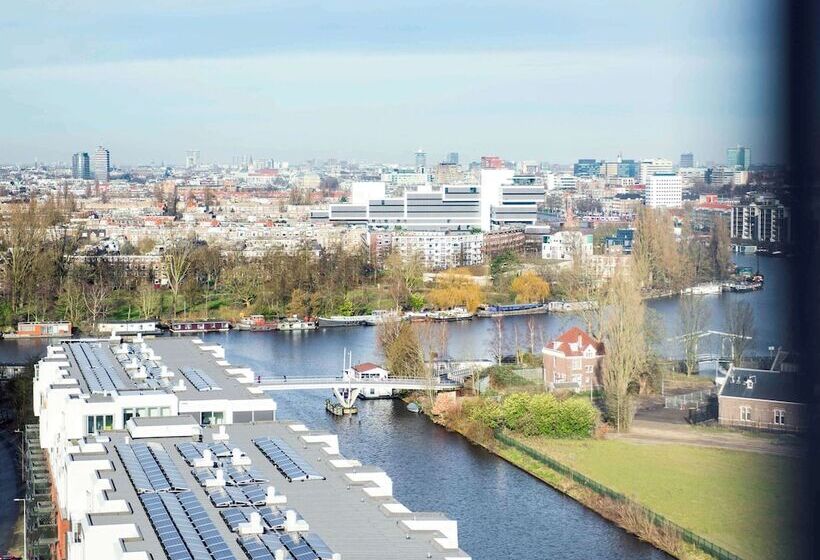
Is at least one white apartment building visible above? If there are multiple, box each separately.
[638,158,673,184]
[541,230,593,261]
[645,173,683,208]
[391,231,484,270]
[31,337,468,560]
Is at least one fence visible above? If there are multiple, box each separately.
[664,387,716,409]
[493,430,743,560]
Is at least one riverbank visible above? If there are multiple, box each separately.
[417,407,702,559]
[418,395,800,560]
[0,430,23,556]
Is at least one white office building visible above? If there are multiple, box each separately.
[638,158,673,185]
[645,173,683,208]
[323,170,544,231]
[541,230,593,261]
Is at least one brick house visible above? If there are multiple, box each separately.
[718,366,805,432]
[542,326,604,391]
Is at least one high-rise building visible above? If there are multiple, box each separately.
[680,152,694,168]
[617,159,639,178]
[446,152,459,165]
[93,146,110,183]
[573,159,601,178]
[186,150,200,168]
[639,158,674,184]
[727,145,751,170]
[731,195,790,244]
[645,173,683,208]
[414,149,427,172]
[71,152,91,179]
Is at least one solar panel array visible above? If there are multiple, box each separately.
[208,485,268,508]
[66,342,129,394]
[141,491,235,560]
[114,343,164,389]
[238,532,334,560]
[177,442,234,465]
[252,438,325,482]
[193,466,268,487]
[181,366,222,391]
[116,443,189,493]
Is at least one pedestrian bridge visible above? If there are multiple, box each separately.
[253,376,462,407]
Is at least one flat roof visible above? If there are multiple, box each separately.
[85,421,465,559]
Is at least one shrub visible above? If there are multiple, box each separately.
[464,398,503,429]
[497,392,598,438]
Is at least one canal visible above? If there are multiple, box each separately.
[0,254,790,558]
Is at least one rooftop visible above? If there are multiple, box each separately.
[77,420,467,559]
[719,368,804,404]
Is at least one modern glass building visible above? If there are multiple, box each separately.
[71,152,91,179]
[727,145,751,170]
[573,158,601,177]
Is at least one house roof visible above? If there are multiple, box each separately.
[353,362,381,372]
[546,326,603,357]
[719,368,804,404]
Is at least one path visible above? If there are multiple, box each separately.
[608,417,803,457]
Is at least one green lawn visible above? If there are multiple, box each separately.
[517,437,803,560]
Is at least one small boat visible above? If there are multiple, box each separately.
[406,402,421,414]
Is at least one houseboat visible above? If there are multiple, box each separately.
[681,283,722,295]
[429,307,473,322]
[169,320,231,334]
[477,303,549,318]
[6,321,72,339]
[96,319,162,337]
[235,314,278,331]
[317,315,372,328]
[343,362,394,399]
[276,316,317,331]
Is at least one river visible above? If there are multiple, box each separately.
[0,255,790,558]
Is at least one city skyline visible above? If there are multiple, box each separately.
[2,1,782,165]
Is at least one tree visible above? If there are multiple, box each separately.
[0,201,50,314]
[58,280,86,326]
[510,270,550,303]
[164,242,194,318]
[726,300,755,364]
[136,281,161,319]
[599,265,649,432]
[83,282,112,328]
[225,264,262,309]
[377,320,425,379]
[708,216,732,281]
[632,208,688,291]
[679,295,710,376]
[426,270,484,312]
[384,251,423,309]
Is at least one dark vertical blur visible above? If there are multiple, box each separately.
[788,2,819,559]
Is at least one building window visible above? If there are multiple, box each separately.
[585,365,593,374]
[773,409,786,426]
[201,411,224,426]
[740,406,751,422]
[572,358,582,370]
[86,414,114,434]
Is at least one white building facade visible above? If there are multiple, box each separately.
[645,173,683,208]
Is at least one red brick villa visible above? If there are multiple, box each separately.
[542,326,604,391]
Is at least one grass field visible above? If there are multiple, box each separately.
[517,436,803,560]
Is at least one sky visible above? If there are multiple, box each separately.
[0,1,785,166]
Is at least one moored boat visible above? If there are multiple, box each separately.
[429,307,473,322]
[476,303,549,318]
[317,315,373,328]
[276,316,317,331]
[681,283,722,295]
[235,314,278,331]
[169,320,231,334]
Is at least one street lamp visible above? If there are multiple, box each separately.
[13,497,26,560]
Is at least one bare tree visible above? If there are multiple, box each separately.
[679,295,710,376]
[726,300,755,365]
[59,280,86,327]
[490,317,505,364]
[600,265,649,432]
[164,242,194,318]
[137,281,161,319]
[83,282,112,329]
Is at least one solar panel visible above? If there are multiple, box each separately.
[303,533,335,559]
[140,491,235,560]
[280,533,321,560]
[117,443,188,493]
[224,466,253,486]
[239,536,277,560]
[177,442,234,466]
[253,438,325,482]
[219,507,255,532]
[180,366,222,391]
